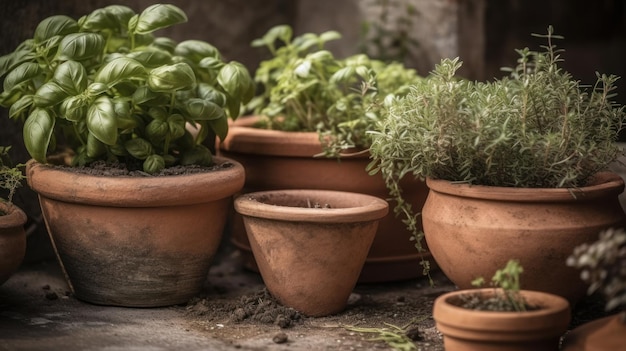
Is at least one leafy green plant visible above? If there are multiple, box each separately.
[247,25,422,157]
[467,259,528,312]
[0,146,25,205]
[0,3,255,173]
[567,228,626,322]
[368,26,625,262]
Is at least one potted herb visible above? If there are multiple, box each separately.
[368,26,626,303]
[433,260,571,351]
[0,146,27,285]
[220,25,433,283]
[0,4,254,306]
[562,227,626,351]
[234,189,389,316]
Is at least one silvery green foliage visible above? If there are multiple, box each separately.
[0,146,24,204]
[567,228,626,314]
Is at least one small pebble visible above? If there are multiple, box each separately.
[272,332,288,344]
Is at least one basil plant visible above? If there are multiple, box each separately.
[0,4,255,173]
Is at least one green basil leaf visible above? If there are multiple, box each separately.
[198,57,224,71]
[125,137,153,160]
[126,48,172,68]
[56,32,105,61]
[86,132,106,158]
[181,144,212,166]
[145,119,168,142]
[197,83,226,106]
[175,40,220,63]
[103,5,135,29]
[8,95,34,119]
[79,8,119,32]
[143,154,165,174]
[3,62,40,92]
[94,57,146,86]
[53,60,87,95]
[167,114,186,140]
[150,37,177,54]
[85,82,108,97]
[23,108,55,162]
[251,25,292,48]
[148,62,196,92]
[33,81,68,107]
[87,96,117,145]
[185,98,225,121]
[330,66,355,84]
[34,15,79,43]
[217,62,254,103]
[208,115,229,141]
[134,4,187,35]
[60,95,87,122]
[319,30,342,43]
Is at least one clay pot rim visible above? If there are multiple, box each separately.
[220,115,369,158]
[426,171,625,202]
[234,189,389,223]
[0,202,27,229]
[26,156,245,207]
[433,288,571,333]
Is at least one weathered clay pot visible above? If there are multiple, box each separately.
[0,202,27,285]
[433,288,571,351]
[561,313,626,351]
[26,157,244,307]
[220,116,433,283]
[422,172,626,305]
[234,189,389,316]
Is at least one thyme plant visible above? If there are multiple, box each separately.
[368,27,625,263]
[468,259,527,312]
[0,146,25,205]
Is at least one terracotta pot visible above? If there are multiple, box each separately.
[433,288,571,351]
[26,157,244,307]
[561,313,626,351]
[234,189,389,316]
[220,116,433,283]
[422,172,626,305]
[0,202,27,285]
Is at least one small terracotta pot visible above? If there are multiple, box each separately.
[433,288,571,351]
[422,172,626,305]
[26,157,244,307]
[0,202,27,285]
[234,189,389,316]
[221,116,433,283]
[561,313,626,351]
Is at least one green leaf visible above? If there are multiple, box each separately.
[145,119,169,143]
[94,57,146,86]
[134,4,187,35]
[181,144,212,166]
[34,15,79,43]
[167,114,186,139]
[56,32,105,61]
[319,30,342,43]
[251,25,292,48]
[59,95,87,122]
[125,137,153,159]
[87,96,117,145]
[148,62,196,92]
[330,66,356,84]
[103,5,135,29]
[217,61,255,106]
[126,48,172,68]
[9,95,34,119]
[53,60,87,95]
[208,115,229,141]
[143,154,165,173]
[79,8,119,32]
[197,83,226,106]
[151,37,178,54]
[3,62,40,92]
[86,132,106,158]
[23,108,55,162]
[0,42,36,79]
[175,40,220,63]
[33,81,68,107]
[185,98,225,121]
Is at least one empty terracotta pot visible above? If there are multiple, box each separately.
[234,189,389,316]
[433,288,571,351]
[0,202,27,285]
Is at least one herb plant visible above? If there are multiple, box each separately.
[567,228,626,321]
[368,27,625,259]
[0,146,24,205]
[0,4,255,173]
[247,25,422,157]
[466,259,528,312]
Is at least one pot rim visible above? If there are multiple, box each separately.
[220,115,369,159]
[426,172,625,202]
[26,156,245,207]
[234,189,389,223]
[0,202,27,228]
[433,288,571,334]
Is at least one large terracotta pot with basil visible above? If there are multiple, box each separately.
[26,156,244,307]
[422,172,626,305]
[220,116,434,283]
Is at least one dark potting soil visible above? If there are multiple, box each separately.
[51,160,233,177]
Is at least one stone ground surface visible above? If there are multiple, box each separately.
[0,239,617,351]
